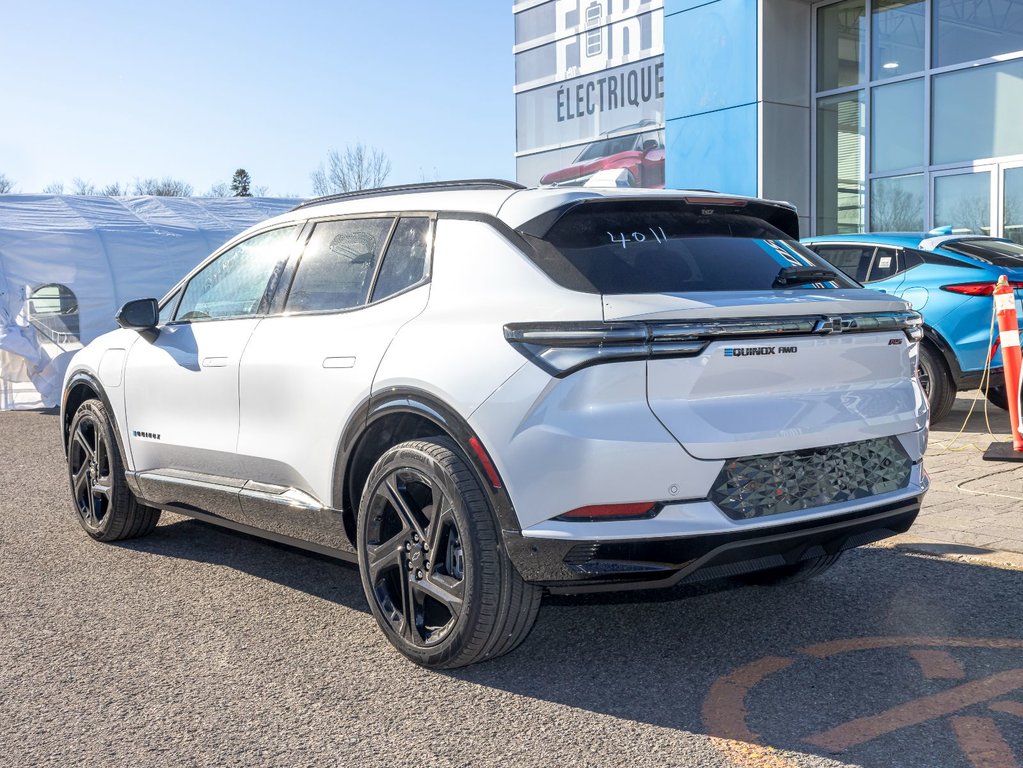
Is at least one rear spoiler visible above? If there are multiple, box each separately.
[516,195,800,240]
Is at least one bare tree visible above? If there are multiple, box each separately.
[43,182,65,194]
[206,182,231,197]
[870,183,924,232]
[251,184,269,196]
[0,173,14,193]
[132,177,194,196]
[102,182,126,196]
[311,143,391,195]
[71,177,98,195]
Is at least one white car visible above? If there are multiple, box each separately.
[61,181,929,668]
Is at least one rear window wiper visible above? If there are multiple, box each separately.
[772,266,839,288]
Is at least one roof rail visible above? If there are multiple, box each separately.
[291,179,526,211]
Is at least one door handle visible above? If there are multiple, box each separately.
[201,356,229,368]
[323,356,356,369]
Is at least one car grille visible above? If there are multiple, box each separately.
[709,437,913,521]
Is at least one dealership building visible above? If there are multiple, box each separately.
[514,0,1023,241]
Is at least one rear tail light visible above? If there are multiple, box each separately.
[503,322,704,376]
[556,502,659,521]
[940,281,1023,296]
[505,311,924,376]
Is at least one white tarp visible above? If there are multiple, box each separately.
[0,195,299,410]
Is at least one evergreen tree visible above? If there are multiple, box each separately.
[230,169,253,197]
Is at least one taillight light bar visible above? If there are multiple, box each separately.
[504,311,923,377]
[940,281,1023,296]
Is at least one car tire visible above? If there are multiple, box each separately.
[67,399,161,541]
[985,385,1011,412]
[735,553,844,587]
[918,344,956,424]
[356,437,541,669]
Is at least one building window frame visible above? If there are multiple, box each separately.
[811,0,1023,236]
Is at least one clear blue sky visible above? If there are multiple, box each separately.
[1,1,515,196]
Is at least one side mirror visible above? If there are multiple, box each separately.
[116,298,159,330]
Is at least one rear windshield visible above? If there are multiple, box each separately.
[942,238,1023,267]
[521,201,857,294]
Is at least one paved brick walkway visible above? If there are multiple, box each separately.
[893,390,1023,566]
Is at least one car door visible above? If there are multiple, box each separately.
[122,225,300,483]
[235,215,433,549]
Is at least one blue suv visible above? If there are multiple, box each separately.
[803,231,1023,422]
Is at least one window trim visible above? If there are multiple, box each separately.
[276,211,437,319]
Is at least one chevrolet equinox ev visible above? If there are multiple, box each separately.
[61,180,929,668]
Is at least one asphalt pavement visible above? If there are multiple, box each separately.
[2,406,1023,768]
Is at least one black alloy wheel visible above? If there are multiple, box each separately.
[357,438,541,669]
[363,466,466,647]
[66,399,161,541]
[68,409,114,533]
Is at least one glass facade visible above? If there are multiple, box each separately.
[815,0,1023,236]
[513,0,665,188]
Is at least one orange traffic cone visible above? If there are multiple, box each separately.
[983,275,1023,460]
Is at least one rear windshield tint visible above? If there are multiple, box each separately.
[942,239,1023,267]
[522,201,857,294]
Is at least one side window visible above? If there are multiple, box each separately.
[371,218,432,302]
[866,247,901,282]
[812,246,874,283]
[286,218,394,313]
[175,226,297,321]
[902,250,926,273]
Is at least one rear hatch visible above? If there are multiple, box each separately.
[515,197,926,460]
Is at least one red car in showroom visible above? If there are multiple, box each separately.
[540,124,665,188]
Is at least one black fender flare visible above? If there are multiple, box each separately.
[332,387,523,539]
[61,370,130,464]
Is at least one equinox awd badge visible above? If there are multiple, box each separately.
[723,346,798,357]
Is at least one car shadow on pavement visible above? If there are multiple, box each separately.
[116,515,371,613]
[448,547,1023,768]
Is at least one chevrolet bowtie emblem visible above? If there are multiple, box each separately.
[814,316,844,334]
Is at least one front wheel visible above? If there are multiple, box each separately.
[356,437,541,669]
[66,399,161,541]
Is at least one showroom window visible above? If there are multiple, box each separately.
[815,0,1023,236]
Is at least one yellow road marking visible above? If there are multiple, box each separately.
[910,649,966,679]
[804,669,1023,751]
[950,716,1019,768]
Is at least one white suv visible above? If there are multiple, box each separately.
[61,181,928,668]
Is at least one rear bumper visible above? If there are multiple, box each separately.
[503,497,920,593]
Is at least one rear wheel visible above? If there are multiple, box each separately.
[736,553,843,586]
[918,344,956,423]
[67,399,161,541]
[356,437,541,669]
